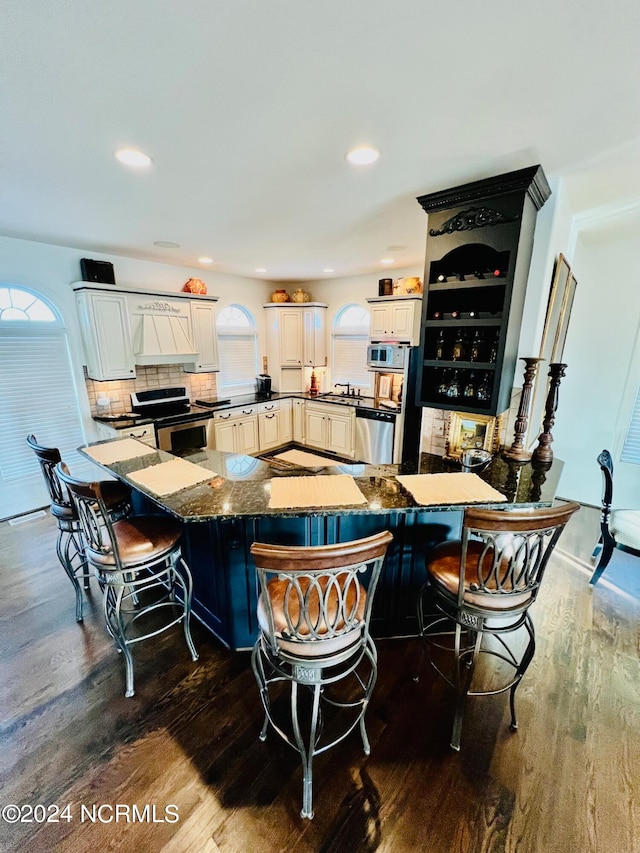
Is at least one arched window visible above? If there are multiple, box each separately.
[216,304,258,395]
[0,286,85,519]
[332,303,371,391]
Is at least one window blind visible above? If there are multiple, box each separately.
[621,385,640,464]
[217,334,258,391]
[332,335,371,389]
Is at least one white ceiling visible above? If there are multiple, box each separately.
[2,0,640,281]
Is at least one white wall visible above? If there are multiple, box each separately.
[552,229,640,506]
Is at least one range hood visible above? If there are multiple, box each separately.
[132,313,199,365]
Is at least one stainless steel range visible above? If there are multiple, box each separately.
[131,387,213,455]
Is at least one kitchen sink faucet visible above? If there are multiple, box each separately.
[334,382,350,396]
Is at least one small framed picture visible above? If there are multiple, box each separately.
[446,412,499,460]
[377,375,392,400]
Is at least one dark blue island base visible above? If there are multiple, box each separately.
[86,445,562,651]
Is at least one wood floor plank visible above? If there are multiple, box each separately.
[2,505,640,852]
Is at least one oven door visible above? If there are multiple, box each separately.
[156,419,209,455]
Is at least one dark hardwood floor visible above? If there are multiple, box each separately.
[1,504,639,852]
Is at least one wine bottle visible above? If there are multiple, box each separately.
[470,330,484,362]
[446,370,460,399]
[435,329,445,360]
[451,329,467,361]
[476,372,491,402]
[437,370,449,397]
[489,331,499,363]
[463,372,476,398]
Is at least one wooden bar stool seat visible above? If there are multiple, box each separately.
[56,463,198,698]
[416,502,580,751]
[251,531,392,819]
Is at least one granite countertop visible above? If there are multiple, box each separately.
[92,392,400,429]
[79,443,562,523]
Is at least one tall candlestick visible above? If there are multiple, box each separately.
[503,357,544,462]
[532,363,567,464]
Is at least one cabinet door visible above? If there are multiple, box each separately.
[305,408,326,449]
[390,301,415,338]
[292,399,305,443]
[279,398,293,444]
[259,412,281,450]
[327,412,355,457]
[79,291,136,380]
[279,310,303,365]
[185,302,219,372]
[370,304,391,339]
[237,416,259,455]
[213,419,236,453]
[303,308,326,366]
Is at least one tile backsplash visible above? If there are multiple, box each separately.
[85,365,218,417]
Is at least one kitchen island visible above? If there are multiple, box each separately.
[80,442,563,649]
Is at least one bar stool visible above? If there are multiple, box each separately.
[56,463,198,697]
[416,502,580,751]
[251,530,393,819]
[26,434,131,622]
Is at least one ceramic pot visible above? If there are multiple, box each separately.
[291,288,310,303]
[183,278,207,294]
[271,289,290,303]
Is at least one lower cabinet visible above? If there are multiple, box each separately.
[292,398,305,443]
[94,421,157,447]
[304,402,355,458]
[210,406,259,455]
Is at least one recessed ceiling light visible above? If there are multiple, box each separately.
[115,148,153,168]
[346,146,379,166]
[323,268,334,274]
[153,240,180,249]
[386,244,407,253]
[198,257,213,264]
[380,258,395,265]
[255,267,267,273]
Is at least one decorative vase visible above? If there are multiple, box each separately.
[291,288,310,303]
[271,289,290,303]
[183,278,207,294]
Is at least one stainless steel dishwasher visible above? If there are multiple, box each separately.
[355,408,396,464]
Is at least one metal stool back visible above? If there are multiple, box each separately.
[56,462,198,697]
[417,501,580,750]
[251,530,393,819]
[590,449,640,585]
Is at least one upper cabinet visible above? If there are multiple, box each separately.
[264,303,327,393]
[366,295,422,344]
[414,166,551,416]
[72,283,219,380]
[74,289,136,380]
[183,301,219,373]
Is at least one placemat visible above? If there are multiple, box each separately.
[269,474,367,509]
[127,458,213,496]
[272,449,336,468]
[396,473,507,505]
[84,438,158,465]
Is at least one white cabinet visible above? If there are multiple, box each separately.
[184,301,219,373]
[73,283,219,375]
[304,401,355,458]
[210,405,259,455]
[292,398,305,443]
[75,290,136,380]
[367,296,422,343]
[94,421,156,447]
[264,304,327,392]
[279,397,293,445]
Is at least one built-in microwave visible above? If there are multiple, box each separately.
[367,343,409,371]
